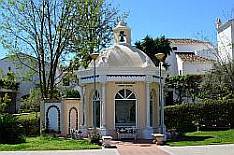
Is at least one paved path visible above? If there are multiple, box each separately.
[117,141,170,155]
[160,144,234,155]
[1,143,233,155]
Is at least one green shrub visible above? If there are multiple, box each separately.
[16,112,40,136]
[0,114,25,144]
[88,129,101,144]
[165,99,234,132]
[64,89,80,98]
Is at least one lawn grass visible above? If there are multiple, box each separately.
[0,136,101,151]
[167,129,234,146]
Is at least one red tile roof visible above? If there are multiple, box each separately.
[176,53,213,62]
[169,38,210,44]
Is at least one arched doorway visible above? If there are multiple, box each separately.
[93,90,101,128]
[115,89,136,127]
[68,107,78,134]
[46,105,60,132]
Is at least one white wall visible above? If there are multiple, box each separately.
[166,52,179,75]
[0,58,39,103]
[171,42,217,60]
[166,41,216,76]
[182,62,213,75]
[175,55,184,75]
[217,25,233,61]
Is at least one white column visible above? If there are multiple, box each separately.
[143,82,153,139]
[83,86,87,127]
[79,86,89,137]
[100,82,107,135]
[80,86,84,126]
[146,82,151,127]
[102,83,106,127]
[161,83,166,134]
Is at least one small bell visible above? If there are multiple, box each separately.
[119,31,126,42]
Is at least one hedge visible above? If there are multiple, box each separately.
[165,99,234,132]
[0,114,25,144]
[16,112,40,136]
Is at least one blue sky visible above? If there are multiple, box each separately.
[116,0,234,43]
[0,0,233,58]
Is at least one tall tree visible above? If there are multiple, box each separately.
[135,35,172,66]
[0,0,121,99]
[72,0,125,68]
[200,59,234,100]
[165,74,203,104]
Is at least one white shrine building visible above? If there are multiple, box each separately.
[41,22,165,139]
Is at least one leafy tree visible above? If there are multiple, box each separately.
[0,93,11,113]
[165,74,203,104]
[72,0,124,68]
[0,0,121,99]
[135,35,172,67]
[0,70,18,113]
[20,88,41,112]
[1,69,19,90]
[200,60,234,100]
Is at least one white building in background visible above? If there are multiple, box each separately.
[216,18,234,61]
[0,55,40,111]
[165,38,216,76]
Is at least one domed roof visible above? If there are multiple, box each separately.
[78,22,161,84]
[88,44,156,69]
[86,21,156,70]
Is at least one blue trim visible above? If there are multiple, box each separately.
[153,75,163,79]
[107,75,145,77]
[81,75,99,80]
[80,74,162,80]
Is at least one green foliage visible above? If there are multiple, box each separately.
[165,99,234,132]
[20,88,41,112]
[72,0,125,68]
[167,129,234,146]
[88,129,101,144]
[0,93,11,113]
[16,112,40,136]
[0,114,25,144]
[64,89,80,98]
[200,61,234,100]
[62,76,70,86]
[61,72,79,87]
[135,35,172,67]
[0,70,19,90]
[0,136,100,151]
[165,74,203,104]
[0,0,123,99]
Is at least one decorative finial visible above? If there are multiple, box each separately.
[216,18,222,30]
[118,21,126,26]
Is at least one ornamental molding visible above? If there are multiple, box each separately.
[79,74,161,84]
[77,66,165,85]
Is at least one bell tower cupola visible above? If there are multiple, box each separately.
[113,21,131,45]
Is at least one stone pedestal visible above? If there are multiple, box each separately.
[100,127,107,136]
[143,127,153,139]
[153,133,165,145]
[79,126,88,137]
